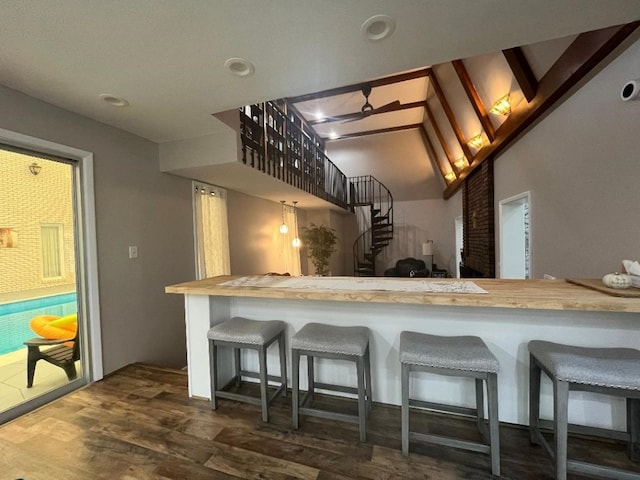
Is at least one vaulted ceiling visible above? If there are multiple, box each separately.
[1,2,639,203]
[286,23,639,199]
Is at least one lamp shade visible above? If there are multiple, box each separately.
[422,242,433,256]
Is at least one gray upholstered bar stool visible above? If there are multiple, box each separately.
[291,322,372,442]
[400,331,500,477]
[207,316,287,423]
[529,340,640,480]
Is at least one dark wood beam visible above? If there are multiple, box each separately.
[308,101,426,125]
[287,69,429,104]
[452,59,496,142]
[423,105,455,176]
[502,47,538,102]
[427,69,474,161]
[419,124,449,179]
[444,22,640,199]
[322,123,421,141]
[424,103,456,169]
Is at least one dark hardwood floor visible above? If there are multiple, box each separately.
[1,364,639,479]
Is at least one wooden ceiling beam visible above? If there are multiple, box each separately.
[286,69,429,104]
[502,47,538,102]
[443,21,640,199]
[452,59,496,142]
[322,123,421,141]
[427,69,474,161]
[424,103,456,170]
[308,100,426,125]
[419,124,449,180]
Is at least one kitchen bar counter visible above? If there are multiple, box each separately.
[166,275,640,313]
[167,275,640,429]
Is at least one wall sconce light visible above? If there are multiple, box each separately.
[291,201,301,248]
[454,156,468,169]
[279,200,288,234]
[467,133,484,149]
[444,171,457,182]
[29,162,42,176]
[489,94,511,115]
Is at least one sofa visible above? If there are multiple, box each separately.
[383,257,430,278]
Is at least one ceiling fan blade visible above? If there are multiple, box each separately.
[373,100,401,114]
[341,100,402,123]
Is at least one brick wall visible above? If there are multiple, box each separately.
[0,149,76,296]
[462,159,495,277]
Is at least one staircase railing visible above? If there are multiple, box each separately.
[239,101,348,209]
[349,175,394,276]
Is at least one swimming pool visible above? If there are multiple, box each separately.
[0,292,77,355]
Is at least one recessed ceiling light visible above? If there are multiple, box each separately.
[99,93,129,107]
[361,14,395,42]
[224,57,255,77]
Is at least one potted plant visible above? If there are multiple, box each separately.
[300,223,338,275]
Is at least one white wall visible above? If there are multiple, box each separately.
[326,129,442,201]
[227,190,308,275]
[494,38,640,278]
[380,193,462,275]
[0,85,195,373]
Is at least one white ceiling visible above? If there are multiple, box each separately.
[1,1,639,144]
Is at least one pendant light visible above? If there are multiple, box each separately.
[279,200,288,234]
[291,201,301,248]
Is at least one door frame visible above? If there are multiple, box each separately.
[0,128,103,387]
[498,191,531,279]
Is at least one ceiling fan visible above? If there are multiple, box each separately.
[343,85,401,123]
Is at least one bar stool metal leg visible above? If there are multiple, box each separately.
[210,340,218,410]
[234,348,241,387]
[401,362,410,455]
[476,378,485,432]
[554,379,570,480]
[365,345,372,414]
[278,331,287,398]
[258,344,269,423]
[529,353,541,445]
[357,355,366,442]
[629,398,640,462]
[292,348,300,429]
[487,373,500,477]
[307,355,315,402]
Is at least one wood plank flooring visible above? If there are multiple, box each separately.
[1,363,639,479]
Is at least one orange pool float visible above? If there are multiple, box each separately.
[30,313,77,345]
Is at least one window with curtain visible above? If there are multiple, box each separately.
[193,182,231,279]
[281,205,301,276]
[41,224,63,278]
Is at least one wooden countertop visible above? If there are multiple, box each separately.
[165,276,640,313]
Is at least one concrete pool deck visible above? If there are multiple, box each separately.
[0,348,78,413]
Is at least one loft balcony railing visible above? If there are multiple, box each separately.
[239,101,348,209]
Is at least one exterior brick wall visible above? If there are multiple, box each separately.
[0,148,76,297]
[462,159,495,277]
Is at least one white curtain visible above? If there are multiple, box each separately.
[280,205,301,276]
[193,182,231,279]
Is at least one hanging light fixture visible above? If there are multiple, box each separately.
[279,200,288,234]
[291,201,301,248]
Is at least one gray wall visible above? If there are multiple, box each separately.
[0,85,195,373]
[494,38,640,278]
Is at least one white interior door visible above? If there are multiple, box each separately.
[499,192,530,279]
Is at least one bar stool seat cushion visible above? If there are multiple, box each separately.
[400,331,499,373]
[207,317,285,345]
[528,340,640,390]
[291,323,369,356]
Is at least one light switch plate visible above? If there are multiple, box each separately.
[129,245,138,259]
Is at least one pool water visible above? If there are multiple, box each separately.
[0,293,77,355]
